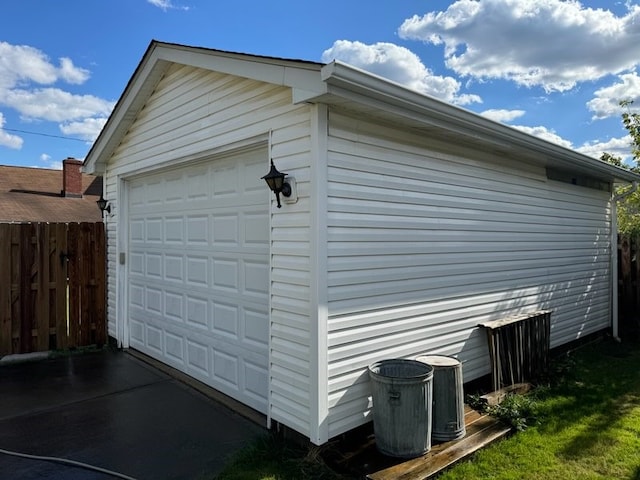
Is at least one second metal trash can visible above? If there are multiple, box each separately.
[368,359,434,458]
[416,354,466,442]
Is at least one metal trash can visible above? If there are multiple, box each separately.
[416,354,466,442]
[368,359,434,458]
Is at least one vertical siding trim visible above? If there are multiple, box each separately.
[310,104,329,444]
[611,196,619,339]
[267,129,274,430]
[117,176,129,348]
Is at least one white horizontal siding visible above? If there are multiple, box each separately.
[103,64,314,437]
[104,173,118,339]
[325,110,612,438]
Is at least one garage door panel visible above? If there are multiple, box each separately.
[145,218,163,242]
[244,308,269,346]
[212,301,239,336]
[165,331,184,363]
[187,339,209,375]
[186,255,209,286]
[186,215,209,244]
[186,295,209,329]
[164,217,184,244]
[127,148,269,413]
[164,291,184,321]
[244,213,269,245]
[212,258,238,290]
[164,254,184,282]
[212,214,239,244]
[244,361,269,400]
[130,319,145,345]
[145,323,163,354]
[244,260,269,296]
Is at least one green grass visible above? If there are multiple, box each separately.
[214,434,348,480]
[215,339,640,480]
[440,339,640,480]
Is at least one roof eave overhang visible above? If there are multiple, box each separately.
[301,61,640,186]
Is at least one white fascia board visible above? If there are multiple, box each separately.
[319,61,640,185]
[153,42,325,92]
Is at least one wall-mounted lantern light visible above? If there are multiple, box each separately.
[97,195,111,215]
[261,160,292,208]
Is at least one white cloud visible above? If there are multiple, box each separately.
[0,41,90,89]
[0,41,112,144]
[0,88,114,122]
[577,135,635,161]
[58,57,90,85]
[399,0,640,92]
[322,40,481,105]
[38,153,62,170]
[587,72,640,119]
[512,124,574,148]
[60,117,108,142]
[147,0,189,11]
[0,112,23,149]
[481,109,526,123]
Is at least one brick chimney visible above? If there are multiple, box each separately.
[62,157,83,198]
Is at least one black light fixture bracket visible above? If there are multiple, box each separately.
[261,159,292,208]
[97,195,111,215]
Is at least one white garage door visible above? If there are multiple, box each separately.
[127,148,270,413]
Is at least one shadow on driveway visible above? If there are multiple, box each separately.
[0,350,265,479]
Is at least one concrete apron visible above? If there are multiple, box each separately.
[0,350,265,480]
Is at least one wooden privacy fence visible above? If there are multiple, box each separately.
[618,235,640,319]
[0,222,106,356]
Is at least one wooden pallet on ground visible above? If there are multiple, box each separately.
[365,406,512,480]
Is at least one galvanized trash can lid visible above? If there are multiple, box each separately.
[369,359,433,381]
[415,354,461,367]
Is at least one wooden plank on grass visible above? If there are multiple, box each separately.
[367,414,511,480]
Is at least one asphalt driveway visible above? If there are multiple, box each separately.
[0,350,265,479]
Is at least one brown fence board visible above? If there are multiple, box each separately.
[0,224,11,354]
[92,224,107,346]
[10,225,20,353]
[36,224,50,351]
[19,223,35,353]
[0,222,105,356]
[55,223,68,350]
[67,222,80,349]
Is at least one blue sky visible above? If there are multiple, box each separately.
[0,0,639,169]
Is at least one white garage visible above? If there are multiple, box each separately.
[84,41,640,446]
[125,148,270,413]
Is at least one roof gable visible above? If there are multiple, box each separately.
[84,41,324,173]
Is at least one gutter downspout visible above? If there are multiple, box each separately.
[612,181,638,342]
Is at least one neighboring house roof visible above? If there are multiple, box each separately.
[84,40,640,186]
[0,163,103,223]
